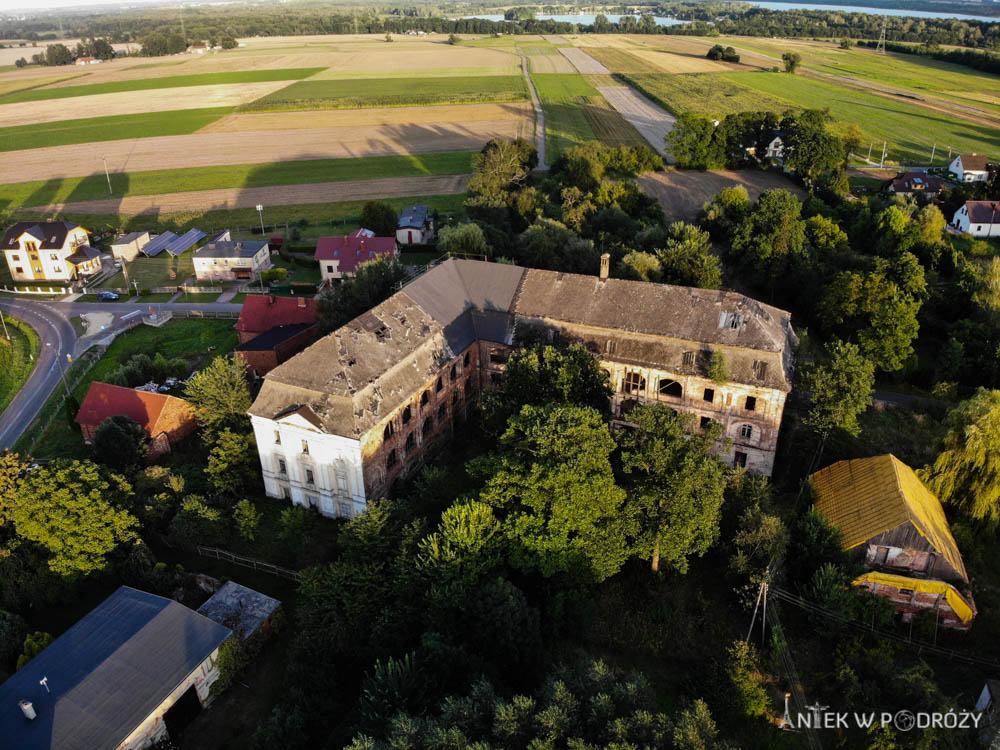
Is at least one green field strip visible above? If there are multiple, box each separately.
[1,152,476,210]
[0,107,233,152]
[0,67,325,104]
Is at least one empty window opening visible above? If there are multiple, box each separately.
[273,430,281,445]
[700,416,712,430]
[305,468,315,485]
[752,360,768,380]
[405,432,416,450]
[278,459,287,475]
[734,451,747,468]
[489,349,508,365]
[438,403,447,419]
[682,351,695,367]
[623,371,646,394]
[745,396,757,411]
[420,391,429,408]
[423,416,433,435]
[450,364,457,380]
[387,449,398,468]
[463,352,470,367]
[452,390,460,404]
[659,379,682,398]
[619,399,639,418]
[383,422,394,440]
[435,378,443,392]
[402,406,412,424]
[703,388,715,403]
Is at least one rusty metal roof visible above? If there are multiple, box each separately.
[812,454,968,583]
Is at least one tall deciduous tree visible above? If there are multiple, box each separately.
[478,405,628,582]
[12,460,138,576]
[92,415,149,471]
[619,404,728,573]
[800,339,875,439]
[656,221,722,289]
[184,355,252,434]
[359,200,398,237]
[205,428,258,498]
[0,451,27,527]
[921,388,1000,521]
[467,137,537,200]
[730,189,807,276]
[667,113,720,170]
[782,51,802,73]
[436,222,489,257]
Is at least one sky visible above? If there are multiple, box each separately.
[0,0,176,14]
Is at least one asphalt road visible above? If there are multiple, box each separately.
[0,299,243,450]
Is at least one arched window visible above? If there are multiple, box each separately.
[423,416,433,435]
[659,379,683,398]
[450,364,457,380]
[600,368,611,383]
[741,424,753,440]
[405,432,416,450]
[623,371,645,394]
[435,378,443,393]
[463,352,470,367]
[387,449,398,468]
[420,391,429,408]
[383,422,394,440]
[402,405,411,424]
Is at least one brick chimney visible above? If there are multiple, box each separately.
[599,253,610,280]
[297,297,306,308]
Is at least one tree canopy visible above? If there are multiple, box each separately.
[184,355,252,434]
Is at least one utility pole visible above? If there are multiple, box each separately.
[866,142,873,162]
[880,140,887,168]
[102,157,112,195]
[0,313,9,341]
[876,18,886,54]
[256,204,266,236]
[930,143,937,165]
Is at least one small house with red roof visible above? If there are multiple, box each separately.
[76,382,198,457]
[235,295,317,344]
[315,229,398,283]
[952,200,1000,238]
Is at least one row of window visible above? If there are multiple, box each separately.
[619,371,759,412]
[384,352,472,440]
[604,344,769,382]
[8,252,61,262]
[275,484,354,519]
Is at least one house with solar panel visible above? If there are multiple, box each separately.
[193,232,271,283]
[0,586,231,750]
[2,221,102,283]
[139,229,206,258]
[811,454,977,630]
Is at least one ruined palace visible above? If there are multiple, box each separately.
[247,257,798,519]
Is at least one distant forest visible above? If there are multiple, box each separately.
[1,1,998,50]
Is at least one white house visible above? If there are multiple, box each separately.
[315,228,399,283]
[952,201,1000,238]
[2,221,100,282]
[109,231,150,262]
[193,236,271,282]
[948,153,991,183]
[764,133,785,160]
[396,205,434,245]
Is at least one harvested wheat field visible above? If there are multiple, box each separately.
[598,86,675,157]
[25,174,470,215]
[0,81,290,127]
[528,54,576,74]
[310,46,520,78]
[2,119,531,182]
[200,101,533,133]
[558,47,611,75]
[628,49,745,74]
[629,35,775,68]
[639,170,805,223]
[0,73,82,98]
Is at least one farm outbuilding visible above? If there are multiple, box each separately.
[197,581,281,640]
[0,586,231,750]
[110,231,150,262]
[396,205,434,245]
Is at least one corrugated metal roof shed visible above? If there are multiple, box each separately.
[140,232,178,257]
[197,581,281,639]
[0,586,230,750]
[397,205,428,229]
[165,229,206,256]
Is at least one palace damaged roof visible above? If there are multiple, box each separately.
[249,259,797,439]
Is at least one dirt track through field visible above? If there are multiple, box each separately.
[639,170,805,223]
[24,174,470,215]
[598,86,675,158]
[558,47,611,75]
[1,119,528,182]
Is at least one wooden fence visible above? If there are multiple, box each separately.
[195,546,302,582]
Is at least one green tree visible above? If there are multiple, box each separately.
[92,415,149,471]
[166,33,187,54]
[468,137,536,201]
[730,189,807,276]
[417,501,501,595]
[667,113,721,170]
[437,222,489,257]
[0,610,28,673]
[800,339,875,439]
[805,214,849,257]
[921,388,1000,520]
[205,428,258,497]
[785,115,844,181]
[700,185,751,241]
[448,33,459,44]
[482,343,612,433]
[13,460,138,576]
[16,632,53,670]
[220,35,238,49]
[359,200,398,237]
[516,217,598,273]
[184,355,252,434]
[234,498,261,542]
[618,250,662,282]
[0,451,27,526]
[782,51,802,73]
[674,699,732,750]
[656,221,722,289]
[44,44,72,65]
[478,405,628,582]
[315,257,407,335]
[619,404,728,572]
[727,640,770,718]
[92,38,115,59]
[168,495,227,547]
[212,630,250,696]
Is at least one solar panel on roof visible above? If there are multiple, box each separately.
[140,232,178,257]
[165,229,205,256]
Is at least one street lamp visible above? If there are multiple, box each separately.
[256,204,265,237]
[0,312,9,341]
[102,157,112,195]
[46,343,71,397]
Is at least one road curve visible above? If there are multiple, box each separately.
[0,299,74,450]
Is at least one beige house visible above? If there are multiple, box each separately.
[2,221,100,282]
[248,257,797,519]
[109,231,150,262]
[193,238,271,282]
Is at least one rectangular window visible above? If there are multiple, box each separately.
[10,254,18,261]
[703,388,715,403]
[700,416,711,429]
[274,430,281,444]
[306,468,315,485]
[338,501,352,518]
[336,469,348,491]
[306,495,318,507]
[734,451,747,468]
[281,485,291,500]
[745,396,757,411]
[301,439,309,455]
[278,459,287,475]
[50,253,59,261]
[682,351,695,367]
[15,267,23,274]
[327,265,334,273]
[752,360,768,380]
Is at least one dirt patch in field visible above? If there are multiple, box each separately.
[0,81,289,127]
[639,169,806,223]
[558,47,611,74]
[598,86,675,157]
[199,101,533,132]
[27,174,470,215]
[3,119,530,181]
[629,48,744,74]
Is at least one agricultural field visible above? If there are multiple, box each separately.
[243,74,528,111]
[620,72,785,117]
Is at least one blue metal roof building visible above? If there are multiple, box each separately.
[0,587,230,750]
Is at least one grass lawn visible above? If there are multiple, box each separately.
[23,319,239,460]
[96,254,195,290]
[0,314,39,416]
[0,107,233,153]
[271,256,322,286]
[243,74,528,111]
[618,71,785,116]
[585,47,664,74]
[230,293,249,304]
[2,152,476,210]
[12,193,469,238]
[0,68,325,104]
[533,73,600,157]
[135,292,178,303]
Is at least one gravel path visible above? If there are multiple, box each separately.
[558,47,611,75]
[25,174,470,216]
[597,86,675,159]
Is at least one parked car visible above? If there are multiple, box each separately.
[96,291,119,301]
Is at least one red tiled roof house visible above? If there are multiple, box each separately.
[235,295,317,344]
[75,383,198,457]
[315,229,398,283]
